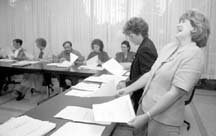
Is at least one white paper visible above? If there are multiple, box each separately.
[72,82,101,91]
[84,74,128,86]
[93,95,135,123]
[50,122,105,136]
[54,106,110,125]
[0,59,16,62]
[86,55,98,66]
[79,65,104,71]
[65,89,93,97]
[87,80,116,97]
[70,53,78,64]
[47,61,72,67]
[11,60,40,66]
[0,115,56,136]
[102,58,127,76]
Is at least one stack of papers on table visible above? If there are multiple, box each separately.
[0,115,56,136]
[79,65,104,71]
[65,89,94,97]
[50,122,105,136]
[54,106,110,125]
[11,60,40,66]
[102,58,127,76]
[93,95,135,123]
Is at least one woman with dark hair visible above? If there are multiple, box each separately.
[87,38,109,64]
[115,40,135,63]
[117,9,210,136]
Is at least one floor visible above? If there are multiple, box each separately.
[0,88,216,136]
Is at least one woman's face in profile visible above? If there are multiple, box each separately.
[121,44,129,53]
[176,19,194,39]
[93,44,100,52]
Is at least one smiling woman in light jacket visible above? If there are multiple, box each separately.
[117,9,210,136]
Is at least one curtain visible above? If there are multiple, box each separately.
[0,0,215,79]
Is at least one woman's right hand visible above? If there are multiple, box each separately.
[116,88,129,97]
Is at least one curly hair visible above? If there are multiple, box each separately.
[91,39,104,52]
[123,17,149,38]
[180,9,210,47]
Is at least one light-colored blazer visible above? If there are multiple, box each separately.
[141,42,204,126]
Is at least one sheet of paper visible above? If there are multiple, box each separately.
[0,115,56,136]
[0,59,16,62]
[102,58,127,76]
[86,55,98,66]
[65,89,93,97]
[50,122,105,136]
[70,53,78,63]
[84,74,128,86]
[72,82,101,91]
[93,95,135,123]
[79,65,104,71]
[47,61,72,67]
[11,60,40,66]
[87,80,116,97]
[54,106,110,125]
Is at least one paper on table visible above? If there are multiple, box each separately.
[54,106,110,125]
[102,58,127,76]
[11,60,40,66]
[87,80,116,97]
[84,74,128,86]
[65,89,93,97]
[86,55,98,66]
[72,82,101,91]
[79,65,104,71]
[50,122,105,136]
[93,95,135,123]
[0,58,16,62]
[0,115,56,136]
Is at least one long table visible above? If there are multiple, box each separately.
[0,60,134,135]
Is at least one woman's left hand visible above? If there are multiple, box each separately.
[127,114,149,129]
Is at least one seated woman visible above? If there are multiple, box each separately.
[87,38,109,65]
[14,38,49,101]
[57,41,85,90]
[115,40,135,63]
[8,39,27,60]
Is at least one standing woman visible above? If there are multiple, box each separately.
[87,38,109,64]
[118,9,210,136]
[115,40,135,63]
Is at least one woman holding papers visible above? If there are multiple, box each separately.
[57,41,85,90]
[117,10,210,136]
[115,40,135,63]
[87,39,109,65]
[118,17,158,112]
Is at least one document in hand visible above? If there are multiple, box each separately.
[50,122,105,136]
[0,115,56,136]
[70,53,78,64]
[102,58,127,76]
[86,55,98,66]
[92,95,135,123]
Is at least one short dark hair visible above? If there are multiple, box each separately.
[123,17,149,38]
[179,9,210,47]
[121,40,131,51]
[13,39,23,46]
[63,41,72,47]
[36,38,47,47]
[91,39,104,52]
